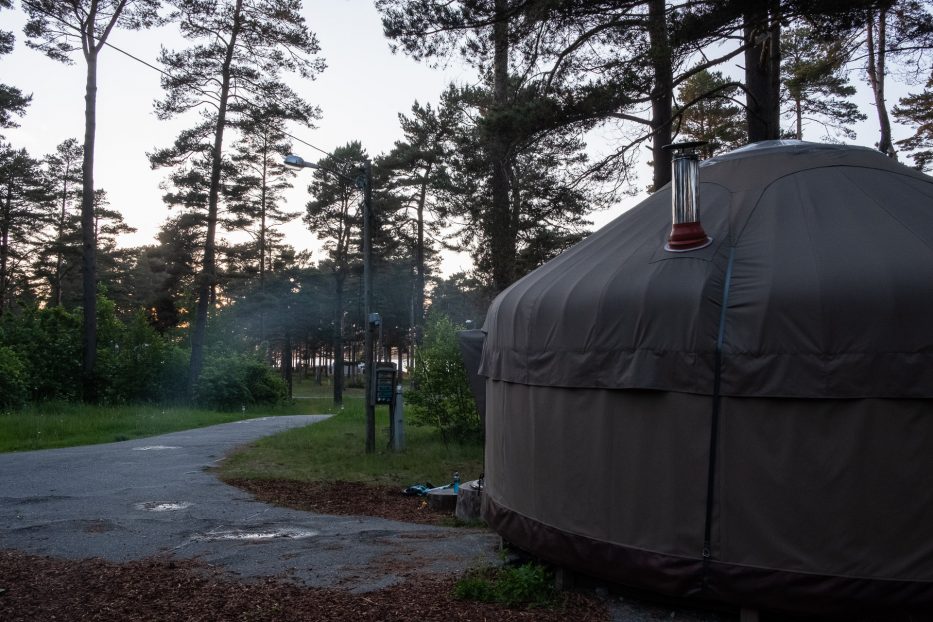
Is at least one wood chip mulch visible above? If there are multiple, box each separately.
[0,550,610,621]
[222,478,457,525]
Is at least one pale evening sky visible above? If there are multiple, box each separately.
[0,1,920,276]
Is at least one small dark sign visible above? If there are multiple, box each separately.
[374,368,396,405]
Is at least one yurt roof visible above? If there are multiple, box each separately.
[479,141,933,398]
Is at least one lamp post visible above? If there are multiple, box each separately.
[286,154,377,454]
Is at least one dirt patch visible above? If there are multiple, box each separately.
[224,478,459,526]
[0,550,609,621]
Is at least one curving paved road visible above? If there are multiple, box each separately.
[0,415,498,591]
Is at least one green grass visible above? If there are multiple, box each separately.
[0,375,351,453]
[0,390,318,453]
[454,563,558,608]
[0,377,484,493]
[219,381,484,488]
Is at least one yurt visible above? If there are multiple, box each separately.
[477,141,933,615]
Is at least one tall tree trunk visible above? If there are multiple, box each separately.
[332,273,345,406]
[283,329,293,399]
[744,1,782,142]
[54,160,71,307]
[866,7,897,158]
[259,134,268,343]
[189,0,244,392]
[768,0,781,132]
[648,0,673,191]
[414,162,430,344]
[81,47,99,402]
[0,181,10,314]
[489,0,514,293]
[795,97,803,139]
[259,128,268,289]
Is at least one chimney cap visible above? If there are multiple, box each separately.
[662,140,708,154]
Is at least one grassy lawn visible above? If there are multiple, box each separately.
[220,380,484,488]
[0,390,318,453]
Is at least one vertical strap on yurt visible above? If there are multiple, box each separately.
[703,245,736,568]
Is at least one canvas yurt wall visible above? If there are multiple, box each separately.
[478,141,933,614]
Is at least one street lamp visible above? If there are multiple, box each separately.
[286,153,378,454]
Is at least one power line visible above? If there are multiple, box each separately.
[23,0,351,165]
[102,36,343,164]
[282,131,339,160]
[103,40,170,79]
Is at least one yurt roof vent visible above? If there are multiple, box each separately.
[663,141,712,252]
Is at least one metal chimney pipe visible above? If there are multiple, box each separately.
[663,141,712,252]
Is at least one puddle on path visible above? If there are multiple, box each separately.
[132,445,180,451]
[134,501,194,512]
[194,527,318,541]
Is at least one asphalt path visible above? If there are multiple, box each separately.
[0,415,499,592]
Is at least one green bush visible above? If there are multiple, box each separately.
[0,306,82,401]
[0,298,191,406]
[408,312,480,444]
[194,354,286,411]
[495,563,556,607]
[454,563,557,608]
[0,346,28,411]
[155,345,190,404]
[96,301,186,404]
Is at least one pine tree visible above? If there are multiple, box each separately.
[145,214,202,333]
[676,70,744,157]
[303,142,369,406]
[378,0,528,291]
[801,0,933,157]
[227,108,298,293]
[439,84,595,288]
[22,0,162,400]
[894,75,933,170]
[377,101,453,345]
[863,0,933,157]
[92,189,136,288]
[780,26,866,141]
[152,0,323,390]
[39,138,83,307]
[0,143,52,313]
[0,0,30,131]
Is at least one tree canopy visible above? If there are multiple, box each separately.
[0,0,931,412]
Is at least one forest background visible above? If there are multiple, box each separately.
[1,0,932,411]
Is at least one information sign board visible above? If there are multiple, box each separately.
[374,368,396,405]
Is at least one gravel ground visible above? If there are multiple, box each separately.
[0,419,736,621]
[222,479,465,526]
[0,477,733,622]
[0,549,609,621]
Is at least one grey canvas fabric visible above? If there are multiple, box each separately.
[479,142,933,398]
[457,329,487,427]
[479,141,933,613]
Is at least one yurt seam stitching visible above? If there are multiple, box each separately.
[839,167,933,256]
[703,245,736,568]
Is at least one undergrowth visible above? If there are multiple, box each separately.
[454,562,557,608]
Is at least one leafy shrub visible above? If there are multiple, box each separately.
[495,563,556,607]
[452,572,497,602]
[96,301,187,404]
[0,298,191,406]
[0,346,28,411]
[194,354,286,411]
[454,563,557,608]
[408,312,480,444]
[154,345,190,404]
[0,306,82,401]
